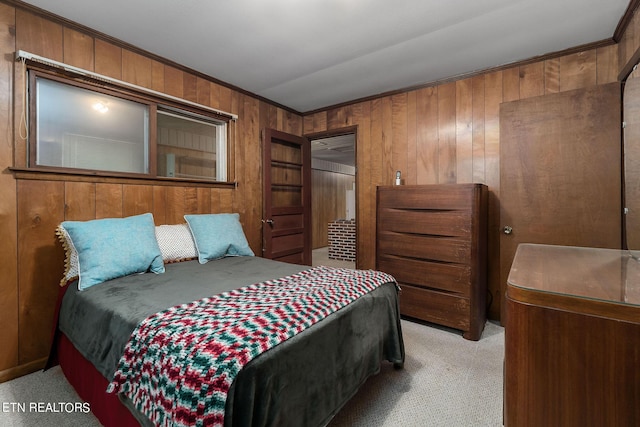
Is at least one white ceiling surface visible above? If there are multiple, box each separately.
[23,0,628,112]
[312,134,355,167]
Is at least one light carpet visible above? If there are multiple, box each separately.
[0,320,504,427]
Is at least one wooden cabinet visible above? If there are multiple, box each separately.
[376,184,488,340]
[505,244,640,426]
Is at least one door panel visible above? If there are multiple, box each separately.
[499,83,622,322]
[262,129,311,265]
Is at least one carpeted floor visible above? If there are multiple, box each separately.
[0,319,504,426]
[329,320,504,427]
[312,246,355,269]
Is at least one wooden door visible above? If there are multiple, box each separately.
[262,128,312,265]
[499,83,622,322]
[623,66,640,250]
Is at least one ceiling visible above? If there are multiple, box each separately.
[311,134,355,168]
[21,0,629,113]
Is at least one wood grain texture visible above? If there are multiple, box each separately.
[502,67,520,102]
[437,82,456,183]
[624,68,640,250]
[96,183,123,219]
[311,169,355,248]
[0,2,18,373]
[164,65,184,98]
[506,296,640,427]
[505,245,640,426]
[17,180,65,365]
[559,50,597,92]
[499,83,622,322]
[183,73,198,103]
[353,101,373,269]
[483,71,502,320]
[15,9,62,60]
[1,3,311,378]
[471,76,486,184]
[391,93,408,185]
[64,181,96,220]
[416,87,438,184]
[303,43,621,321]
[2,0,638,379]
[62,27,94,70]
[519,62,545,99]
[544,58,561,94]
[95,39,122,79]
[122,49,152,89]
[376,184,488,340]
[406,91,417,185]
[596,44,619,84]
[455,79,473,183]
[122,184,154,217]
[381,97,393,185]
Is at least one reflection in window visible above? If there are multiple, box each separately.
[157,110,226,181]
[35,77,149,174]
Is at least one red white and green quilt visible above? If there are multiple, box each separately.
[107,266,396,427]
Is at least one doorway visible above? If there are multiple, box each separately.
[307,128,357,269]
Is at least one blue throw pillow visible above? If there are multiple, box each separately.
[61,213,165,290]
[184,213,254,263]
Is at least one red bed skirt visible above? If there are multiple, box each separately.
[57,333,140,426]
[48,281,139,426]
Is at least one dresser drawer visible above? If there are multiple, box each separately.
[399,284,471,331]
[378,209,472,238]
[377,256,471,295]
[377,232,471,264]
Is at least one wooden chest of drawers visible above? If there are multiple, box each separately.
[376,184,488,340]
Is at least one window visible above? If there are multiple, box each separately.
[29,70,230,182]
[36,77,150,174]
[157,109,227,181]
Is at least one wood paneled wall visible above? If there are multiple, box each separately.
[311,169,355,248]
[619,4,640,75]
[303,44,622,320]
[2,0,640,381]
[0,2,19,379]
[0,4,303,381]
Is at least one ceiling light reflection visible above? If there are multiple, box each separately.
[92,102,109,113]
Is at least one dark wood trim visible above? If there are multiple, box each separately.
[614,0,640,43]
[507,284,640,325]
[4,0,302,116]
[26,63,233,123]
[620,44,640,82]
[0,357,47,384]
[148,104,158,176]
[26,67,231,182]
[304,38,616,115]
[8,166,238,188]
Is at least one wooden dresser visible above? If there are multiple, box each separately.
[376,184,488,340]
[505,244,640,426]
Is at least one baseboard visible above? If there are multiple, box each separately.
[0,357,47,383]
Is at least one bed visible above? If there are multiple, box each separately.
[48,213,405,427]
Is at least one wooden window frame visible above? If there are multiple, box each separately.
[26,65,232,184]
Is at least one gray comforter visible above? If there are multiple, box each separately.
[58,256,405,427]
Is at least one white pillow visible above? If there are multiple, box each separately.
[56,225,79,286]
[155,223,198,263]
